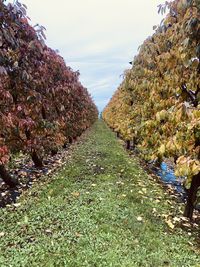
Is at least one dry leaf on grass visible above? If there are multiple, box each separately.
[0,232,5,237]
[71,192,80,197]
[165,219,175,229]
[137,216,143,222]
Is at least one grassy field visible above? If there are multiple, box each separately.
[0,120,199,267]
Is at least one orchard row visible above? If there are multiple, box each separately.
[0,1,98,186]
[103,0,200,219]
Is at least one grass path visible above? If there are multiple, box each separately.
[0,120,199,267]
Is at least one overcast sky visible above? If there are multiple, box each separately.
[20,0,164,111]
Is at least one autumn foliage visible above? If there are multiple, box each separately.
[103,0,200,218]
[0,1,98,186]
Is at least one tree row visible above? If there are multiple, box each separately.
[0,1,98,187]
[103,0,200,219]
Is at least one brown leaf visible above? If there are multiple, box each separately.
[71,192,80,197]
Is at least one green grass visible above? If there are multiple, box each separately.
[0,120,199,267]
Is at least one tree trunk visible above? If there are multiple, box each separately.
[173,155,178,164]
[63,142,68,149]
[25,130,43,167]
[126,140,131,150]
[132,137,136,149]
[117,132,120,138]
[0,165,18,187]
[31,151,43,168]
[41,106,47,120]
[69,137,73,144]
[51,148,58,156]
[184,173,200,220]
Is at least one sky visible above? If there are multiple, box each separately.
[19,0,165,111]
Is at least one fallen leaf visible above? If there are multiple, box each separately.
[179,216,189,222]
[165,219,175,229]
[75,232,81,238]
[137,216,143,222]
[142,188,147,194]
[182,222,191,228]
[152,208,157,213]
[71,192,80,197]
[18,171,28,177]
[45,229,52,234]
[173,217,181,223]
[13,203,21,208]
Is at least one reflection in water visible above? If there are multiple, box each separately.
[156,162,186,199]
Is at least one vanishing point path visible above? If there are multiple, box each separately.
[0,121,199,266]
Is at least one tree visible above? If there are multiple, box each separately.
[103,0,200,219]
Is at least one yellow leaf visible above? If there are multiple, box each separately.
[191,162,200,176]
[71,192,80,197]
[158,144,165,155]
[165,219,175,229]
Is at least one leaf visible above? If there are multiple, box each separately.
[24,215,29,224]
[136,216,143,222]
[191,162,200,175]
[0,232,5,237]
[158,144,165,155]
[45,229,52,234]
[13,203,21,208]
[75,232,81,238]
[182,37,190,47]
[71,192,80,197]
[165,219,175,229]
